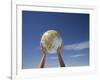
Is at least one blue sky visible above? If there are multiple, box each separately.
[22,11,89,69]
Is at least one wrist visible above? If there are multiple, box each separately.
[43,54,46,57]
[57,52,61,56]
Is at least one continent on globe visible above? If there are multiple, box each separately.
[40,30,63,54]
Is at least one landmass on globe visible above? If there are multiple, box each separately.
[40,30,63,54]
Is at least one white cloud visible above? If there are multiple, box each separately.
[71,54,86,58]
[64,41,89,51]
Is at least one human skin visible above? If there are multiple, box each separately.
[39,45,46,68]
[39,43,65,68]
[57,43,65,67]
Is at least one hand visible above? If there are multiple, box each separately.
[41,45,46,56]
[57,43,64,55]
[39,45,46,68]
[57,43,65,67]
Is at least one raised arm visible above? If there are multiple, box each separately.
[57,43,65,67]
[39,46,46,68]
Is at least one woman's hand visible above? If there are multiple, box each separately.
[57,43,64,55]
[41,45,46,56]
[39,45,46,68]
[57,43,65,67]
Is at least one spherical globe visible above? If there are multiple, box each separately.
[40,30,63,54]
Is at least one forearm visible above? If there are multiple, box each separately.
[39,55,46,68]
[58,53,65,67]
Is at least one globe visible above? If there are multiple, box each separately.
[40,30,63,54]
